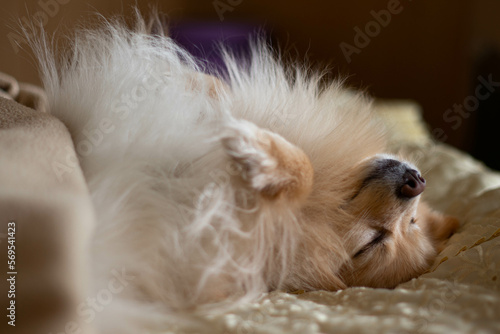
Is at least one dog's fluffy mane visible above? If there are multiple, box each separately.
[27,11,388,322]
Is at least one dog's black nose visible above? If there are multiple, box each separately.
[400,169,426,198]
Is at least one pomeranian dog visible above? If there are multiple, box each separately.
[29,11,458,325]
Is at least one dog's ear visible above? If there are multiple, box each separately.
[222,121,314,202]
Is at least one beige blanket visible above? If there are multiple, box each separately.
[1,76,499,334]
[0,75,95,333]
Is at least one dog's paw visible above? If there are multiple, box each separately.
[221,121,314,201]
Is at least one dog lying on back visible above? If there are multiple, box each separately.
[29,12,458,321]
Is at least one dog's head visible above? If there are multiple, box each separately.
[335,155,459,288]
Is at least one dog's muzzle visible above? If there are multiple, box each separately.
[363,158,426,199]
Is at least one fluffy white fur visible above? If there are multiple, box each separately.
[27,12,458,333]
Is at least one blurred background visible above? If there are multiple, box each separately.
[1,0,499,169]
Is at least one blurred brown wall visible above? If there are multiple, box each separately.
[0,0,496,151]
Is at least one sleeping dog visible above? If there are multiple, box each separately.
[28,11,458,329]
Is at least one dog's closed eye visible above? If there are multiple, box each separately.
[353,230,387,258]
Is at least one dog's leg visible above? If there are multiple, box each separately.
[222,120,314,202]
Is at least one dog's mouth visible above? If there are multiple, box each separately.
[351,157,426,201]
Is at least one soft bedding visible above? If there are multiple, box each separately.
[0,74,499,334]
